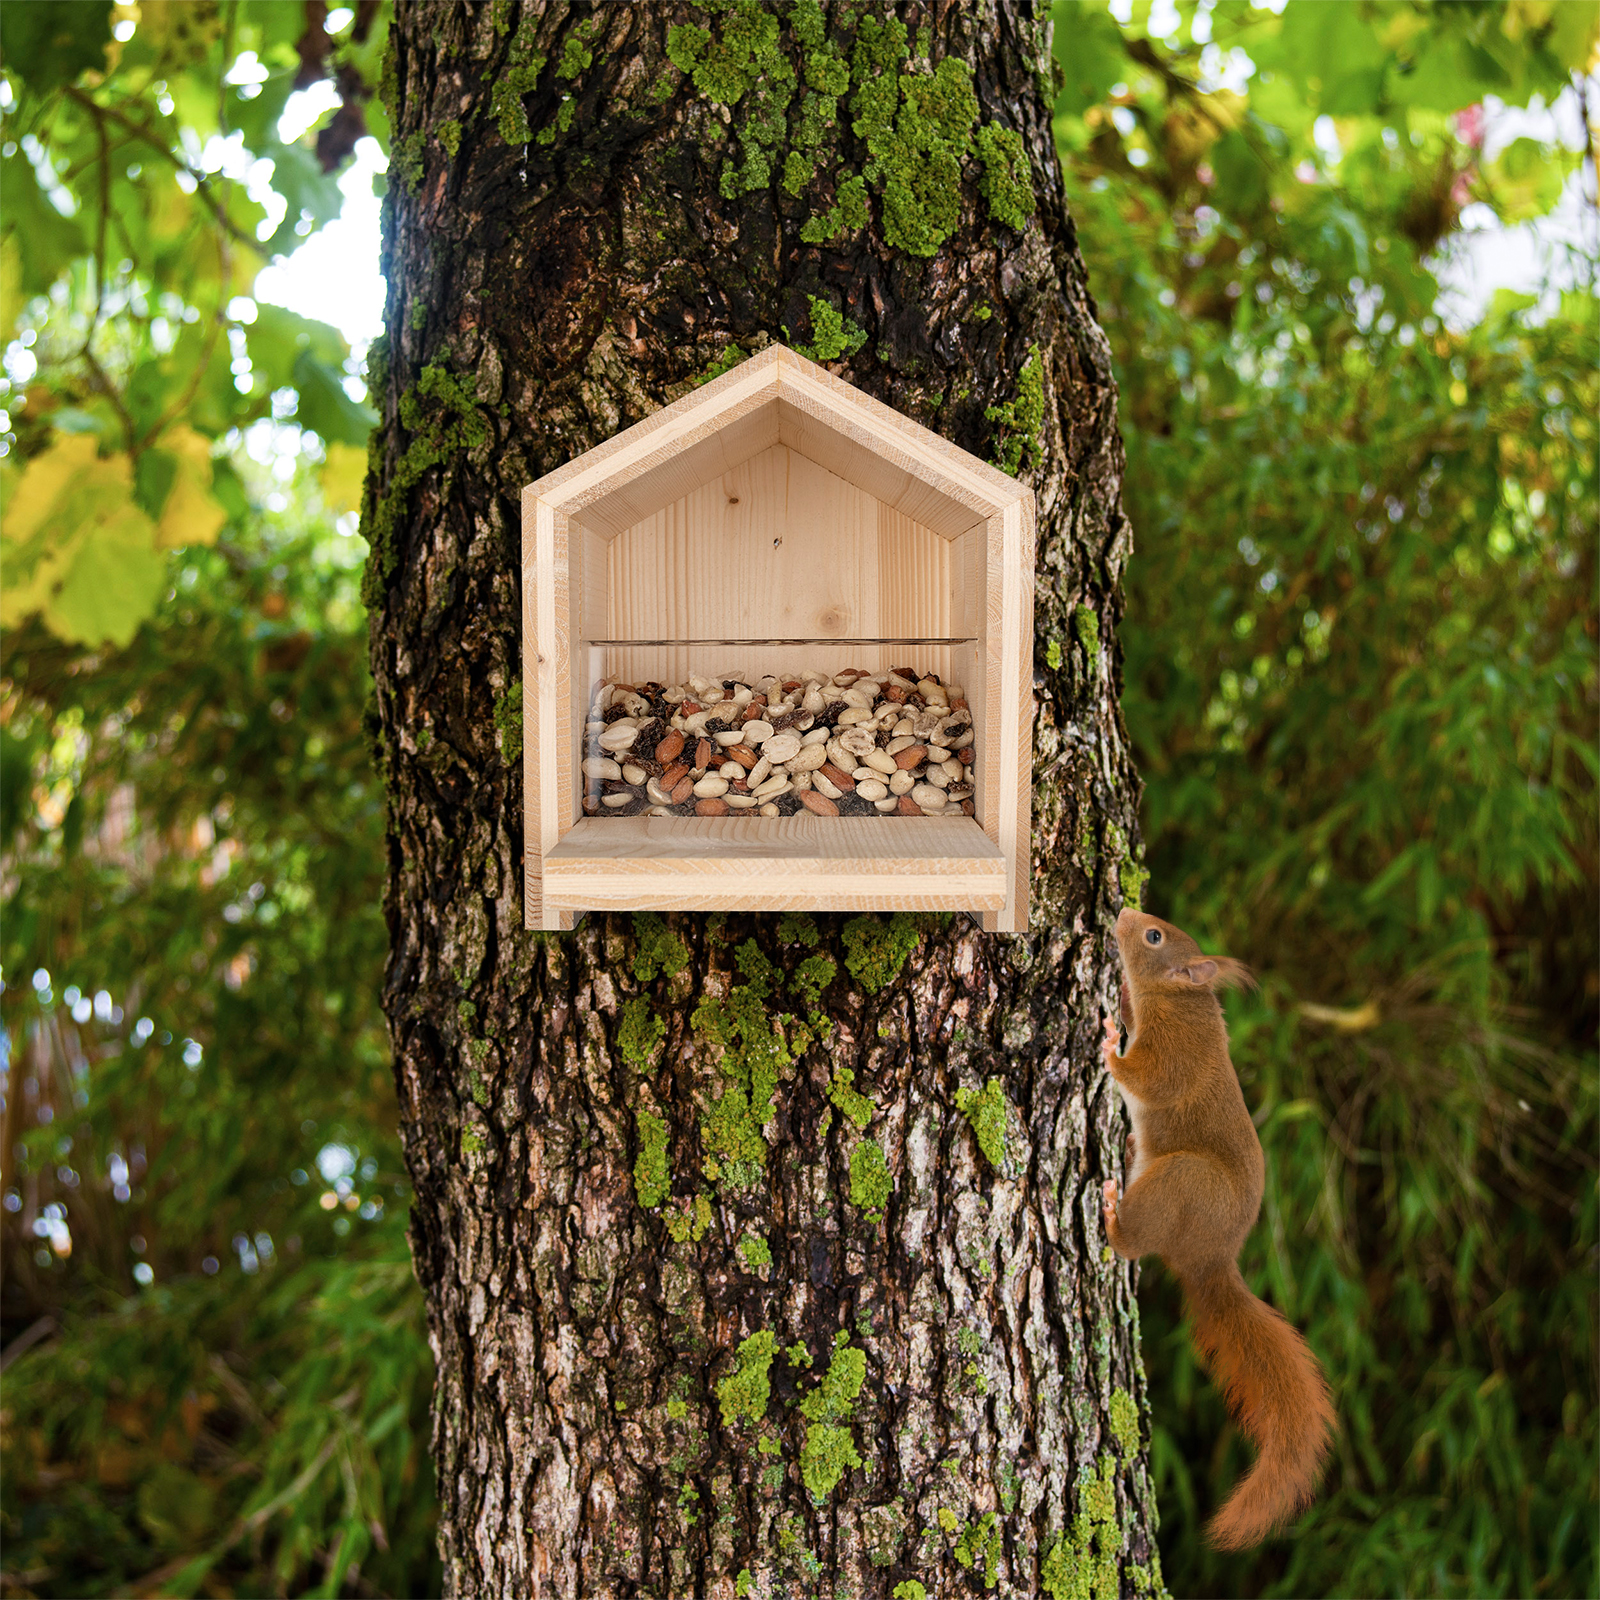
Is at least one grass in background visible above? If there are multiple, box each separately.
[1052,2,1597,1593]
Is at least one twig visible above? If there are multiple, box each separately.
[0,1315,57,1371]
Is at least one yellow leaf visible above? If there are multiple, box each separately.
[0,434,165,646]
[154,424,226,549]
[0,237,22,347]
[320,439,368,516]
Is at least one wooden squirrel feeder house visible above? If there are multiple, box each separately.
[522,344,1034,931]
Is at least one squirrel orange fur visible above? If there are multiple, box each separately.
[1102,906,1334,1550]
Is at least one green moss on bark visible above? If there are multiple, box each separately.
[797,295,867,361]
[631,912,690,981]
[492,677,522,762]
[1075,603,1101,663]
[634,1111,671,1208]
[695,344,749,385]
[800,171,868,244]
[363,362,489,604]
[840,912,921,993]
[716,1328,777,1428]
[489,20,546,144]
[666,1190,715,1243]
[849,1138,892,1222]
[694,945,790,1188]
[828,1066,875,1130]
[1041,1456,1124,1600]
[618,996,665,1067]
[777,913,819,947]
[798,1333,867,1501]
[1109,1387,1140,1455]
[850,22,978,258]
[954,1510,1002,1588]
[790,952,835,1013]
[954,1077,1010,1170]
[974,122,1036,230]
[986,344,1045,476]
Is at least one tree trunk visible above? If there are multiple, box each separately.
[366,2,1152,1594]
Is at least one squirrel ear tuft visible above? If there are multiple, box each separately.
[1208,957,1257,992]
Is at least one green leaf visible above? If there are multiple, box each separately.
[1051,0,1128,119]
[0,150,87,302]
[247,304,350,395]
[0,0,113,91]
[292,351,377,447]
[1484,136,1571,223]
[264,142,346,252]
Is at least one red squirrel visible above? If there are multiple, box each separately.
[1102,906,1334,1550]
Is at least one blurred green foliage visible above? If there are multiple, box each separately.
[0,458,437,1592]
[0,5,432,1592]
[2,2,1595,1597]
[0,0,381,648]
[1052,2,1597,1595]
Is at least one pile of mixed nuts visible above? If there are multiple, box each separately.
[582,667,976,819]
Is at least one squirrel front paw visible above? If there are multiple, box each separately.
[1101,1179,1119,1230]
[1100,1010,1121,1066]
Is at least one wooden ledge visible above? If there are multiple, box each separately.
[541,815,1006,913]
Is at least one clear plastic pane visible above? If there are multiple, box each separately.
[581,639,978,821]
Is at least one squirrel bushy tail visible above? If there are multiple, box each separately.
[1183,1263,1334,1550]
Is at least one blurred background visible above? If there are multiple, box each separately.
[0,3,1593,1596]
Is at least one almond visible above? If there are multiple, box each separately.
[655,729,685,763]
[660,761,690,788]
[896,794,924,816]
[726,745,758,769]
[669,776,695,805]
[798,790,839,817]
[894,744,927,770]
[819,762,856,791]
[695,798,730,817]
[696,737,714,770]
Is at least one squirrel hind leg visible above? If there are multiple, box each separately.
[1110,1152,1238,1264]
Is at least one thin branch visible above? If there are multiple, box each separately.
[62,86,259,252]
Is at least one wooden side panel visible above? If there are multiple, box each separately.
[577,522,609,640]
[522,486,540,926]
[524,492,577,930]
[981,497,1035,933]
[946,526,982,820]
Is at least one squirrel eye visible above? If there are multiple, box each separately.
[1145,929,1162,945]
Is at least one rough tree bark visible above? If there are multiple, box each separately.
[365,2,1155,1594]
